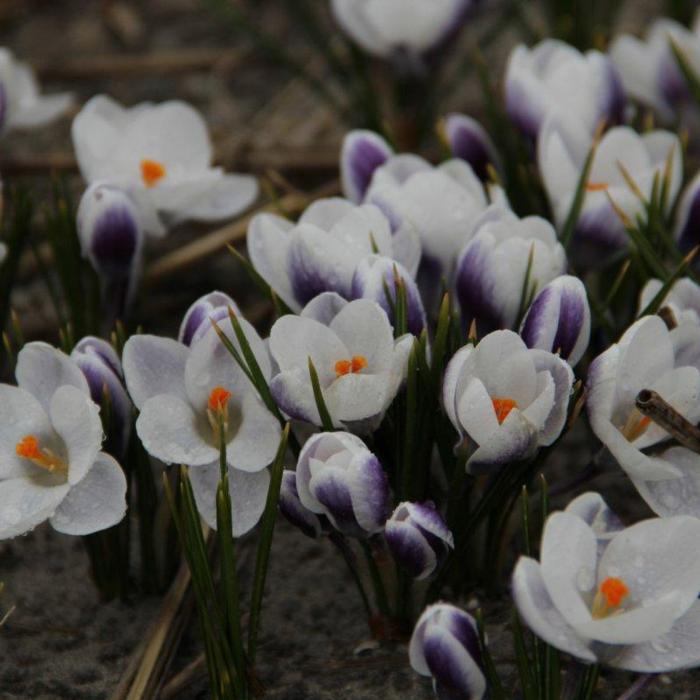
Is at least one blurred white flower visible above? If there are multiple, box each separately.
[638,277,700,326]
[0,48,72,134]
[0,342,126,539]
[72,95,258,237]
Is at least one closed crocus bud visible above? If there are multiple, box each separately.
[71,336,131,457]
[77,181,144,315]
[455,207,566,332]
[409,604,486,700]
[520,275,591,366]
[505,39,624,139]
[351,255,426,335]
[441,113,498,182]
[638,277,700,326]
[278,470,328,539]
[674,171,700,255]
[179,291,241,346]
[341,130,394,203]
[295,431,390,538]
[385,502,453,579]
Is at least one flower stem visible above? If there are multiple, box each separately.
[360,539,390,617]
[329,533,372,621]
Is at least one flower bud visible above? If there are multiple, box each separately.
[674,171,700,256]
[178,291,241,346]
[71,336,131,456]
[442,113,498,182]
[341,130,393,203]
[295,432,390,538]
[278,469,328,539]
[519,275,591,366]
[409,603,486,700]
[385,502,453,579]
[351,255,426,336]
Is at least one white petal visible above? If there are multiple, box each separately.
[227,392,282,472]
[50,452,127,535]
[0,477,69,540]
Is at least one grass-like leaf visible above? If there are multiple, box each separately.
[308,357,335,431]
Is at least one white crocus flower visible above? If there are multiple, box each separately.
[248,197,420,312]
[587,315,700,482]
[0,342,127,539]
[269,295,413,431]
[638,277,700,326]
[455,206,567,332]
[330,0,473,60]
[538,114,682,254]
[123,317,281,537]
[505,40,624,139]
[610,12,700,121]
[0,48,72,135]
[513,498,700,672]
[72,95,258,237]
[366,155,489,282]
[443,330,573,472]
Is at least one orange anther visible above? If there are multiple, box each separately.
[208,386,231,412]
[492,397,518,424]
[335,359,352,377]
[351,355,368,373]
[15,435,40,459]
[140,159,166,187]
[586,182,609,192]
[600,577,629,608]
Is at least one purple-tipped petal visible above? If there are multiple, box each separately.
[675,172,700,255]
[341,130,393,203]
[443,113,498,182]
[179,291,240,346]
[278,470,327,538]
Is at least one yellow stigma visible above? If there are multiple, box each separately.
[591,576,629,619]
[15,435,67,474]
[621,409,652,441]
[140,159,166,188]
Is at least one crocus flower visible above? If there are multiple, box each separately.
[278,469,328,539]
[178,291,241,346]
[610,13,700,121]
[455,207,566,332]
[0,48,72,135]
[638,277,700,326]
[586,315,700,482]
[77,181,144,313]
[351,254,426,335]
[123,316,281,536]
[341,130,394,203]
[269,296,413,430]
[409,603,486,700]
[330,0,474,62]
[72,95,258,237]
[674,171,700,255]
[365,154,489,281]
[443,330,573,472]
[505,39,624,139]
[71,336,131,457]
[248,197,420,313]
[520,275,591,366]
[513,502,700,672]
[538,115,682,255]
[385,502,454,579]
[0,342,126,538]
[294,431,390,538]
[441,113,499,182]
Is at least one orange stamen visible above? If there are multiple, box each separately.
[335,355,368,378]
[492,397,518,424]
[16,435,40,460]
[208,386,231,412]
[140,159,166,187]
[15,435,66,473]
[600,577,629,607]
[586,181,609,192]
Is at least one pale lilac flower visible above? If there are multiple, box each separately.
[505,40,624,139]
[513,500,700,672]
[123,317,281,536]
[278,469,328,539]
[455,207,566,332]
[385,502,453,579]
[269,297,413,430]
[178,291,241,346]
[72,95,258,237]
[248,197,420,313]
[674,171,700,255]
[410,603,486,700]
[586,315,700,482]
[443,330,573,472]
[520,275,591,366]
[442,113,499,181]
[638,277,700,326]
[0,342,126,539]
[0,48,72,134]
[294,431,390,538]
[341,130,394,203]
